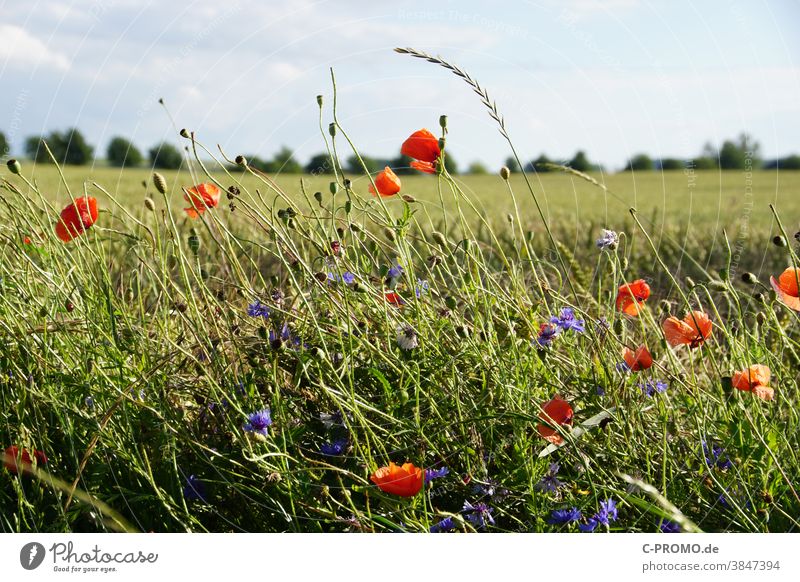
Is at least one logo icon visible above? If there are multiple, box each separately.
[20,542,46,570]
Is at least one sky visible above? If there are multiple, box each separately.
[1,0,798,171]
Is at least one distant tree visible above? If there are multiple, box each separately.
[719,133,760,170]
[390,154,415,175]
[689,157,718,170]
[623,153,654,171]
[0,131,8,159]
[238,155,269,172]
[25,128,94,165]
[305,152,335,174]
[504,156,521,173]
[657,158,685,171]
[441,153,457,174]
[764,154,800,170]
[568,150,592,172]
[528,154,553,172]
[346,154,391,175]
[467,161,488,175]
[149,142,183,169]
[268,146,303,174]
[106,136,143,167]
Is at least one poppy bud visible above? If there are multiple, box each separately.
[153,172,167,195]
[383,227,396,241]
[188,233,201,255]
[314,272,328,283]
[756,311,766,326]
[6,159,21,175]
[613,318,624,335]
[329,123,336,137]
[179,128,190,138]
[431,231,448,247]
[718,268,729,281]
[402,195,416,203]
[311,347,326,360]
[445,296,458,310]
[741,272,758,284]
[235,155,247,167]
[772,235,787,247]
[343,178,351,189]
[350,223,361,233]
[506,213,514,224]
[685,276,696,289]
[500,166,511,180]
[314,191,323,205]
[709,280,727,290]
[316,95,323,107]
[345,200,352,214]
[438,137,446,150]
[439,115,448,129]
[754,292,766,303]
[329,182,338,195]
[455,325,470,338]
[794,231,800,243]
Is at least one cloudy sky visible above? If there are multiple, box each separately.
[1,0,798,170]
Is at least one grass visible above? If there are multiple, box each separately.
[1,64,798,533]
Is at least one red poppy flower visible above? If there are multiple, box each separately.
[23,236,33,245]
[615,279,651,316]
[183,183,221,218]
[3,446,47,475]
[370,462,424,497]
[401,129,441,174]
[537,396,573,445]
[731,364,773,401]
[369,166,402,197]
[770,267,800,311]
[662,310,713,349]
[622,345,653,371]
[384,291,405,307]
[55,196,98,242]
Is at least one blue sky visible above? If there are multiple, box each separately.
[1,0,798,170]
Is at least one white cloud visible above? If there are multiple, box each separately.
[0,24,70,71]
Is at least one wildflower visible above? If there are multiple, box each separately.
[55,196,98,242]
[368,166,402,197]
[596,498,618,524]
[536,463,565,493]
[640,379,668,397]
[397,324,418,350]
[702,440,734,470]
[247,300,270,319]
[594,317,610,339]
[662,310,713,349]
[401,129,441,174]
[320,438,349,456]
[596,229,619,251]
[536,323,559,347]
[579,517,599,532]
[415,279,429,297]
[770,267,800,311]
[183,183,221,218]
[622,345,653,371]
[596,385,606,397]
[387,263,404,279]
[430,517,456,533]
[370,462,424,497]
[243,408,272,436]
[731,364,773,401]
[616,279,651,316]
[3,446,47,475]
[660,520,681,533]
[384,291,405,307]
[536,396,573,445]
[550,307,585,333]
[548,507,582,525]
[424,466,449,484]
[462,501,494,529]
[183,474,207,502]
[327,271,355,285]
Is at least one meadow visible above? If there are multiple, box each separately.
[1,73,799,533]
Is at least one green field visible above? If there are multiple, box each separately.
[1,157,799,533]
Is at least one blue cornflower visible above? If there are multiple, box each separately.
[415,279,429,298]
[387,263,404,279]
[579,517,599,532]
[702,440,734,470]
[536,323,560,347]
[595,229,619,251]
[640,379,668,397]
[320,438,348,456]
[660,520,681,533]
[425,466,450,484]
[536,463,565,493]
[430,517,456,533]
[550,307,585,333]
[462,501,494,529]
[247,300,270,319]
[548,507,582,525]
[342,271,355,285]
[243,408,272,435]
[596,498,618,524]
[183,474,207,503]
[616,361,631,374]
[596,385,606,397]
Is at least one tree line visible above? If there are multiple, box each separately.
[1,128,798,173]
